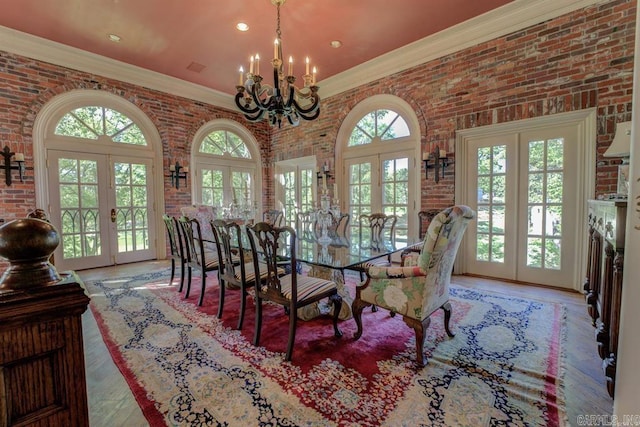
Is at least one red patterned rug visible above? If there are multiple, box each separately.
[86,268,567,426]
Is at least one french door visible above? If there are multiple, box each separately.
[197,164,256,213]
[345,150,413,244]
[48,151,156,271]
[464,124,580,288]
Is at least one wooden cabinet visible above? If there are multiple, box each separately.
[583,199,626,398]
[0,271,90,426]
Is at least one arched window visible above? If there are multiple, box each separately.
[200,130,251,158]
[33,90,163,271]
[348,109,410,146]
[55,106,147,145]
[192,120,261,217]
[336,96,420,244]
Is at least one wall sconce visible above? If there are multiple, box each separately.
[423,145,452,183]
[168,161,188,189]
[1,146,25,186]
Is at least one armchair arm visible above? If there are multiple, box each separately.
[366,265,426,280]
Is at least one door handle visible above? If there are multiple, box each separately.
[110,208,116,223]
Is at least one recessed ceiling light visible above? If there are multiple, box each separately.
[108,33,121,43]
[330,40,342,48]
[236,22,249,32]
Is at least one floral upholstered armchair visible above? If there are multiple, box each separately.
[352,205,475,366]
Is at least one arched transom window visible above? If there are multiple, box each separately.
[348,109,410,147]
[200,130,252,158]
[55,106,146,145]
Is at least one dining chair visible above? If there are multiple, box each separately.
[296,211,317,241]
[162,214,186,292]
[246,221,343,361]
[263,209,284,227]
[349,212,398,280]
[210,219,263,330]
[330,211,350,238]
[177,216,220,306]
[352,205,475,366]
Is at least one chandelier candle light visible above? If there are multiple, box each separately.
[235,0,320,128]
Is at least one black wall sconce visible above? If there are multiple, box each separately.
[423,145,452,183]
[1,146,25,186]
[168,161,188,189]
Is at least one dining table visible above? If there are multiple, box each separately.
[290,229,408,320]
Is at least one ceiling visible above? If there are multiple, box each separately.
[0,0,513,97]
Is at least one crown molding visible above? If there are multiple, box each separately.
[321,0,601,98]
[0,0,601,107]
[0,25,236,111]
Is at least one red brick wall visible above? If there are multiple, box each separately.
[271,0,636,210]
[0,55,270,224]
[0,0,635,249]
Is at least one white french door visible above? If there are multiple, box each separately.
[345,150,413,244]
[48,151,156,271]
[464,124,580,288]
[274,156,316,228]
[196,164,255,213]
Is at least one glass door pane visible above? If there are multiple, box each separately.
[48,151,111,270]
[112,157,155,264]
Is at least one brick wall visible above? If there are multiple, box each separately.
[271,0,636,210]
[0,0,635,264]
[0,55,270,223]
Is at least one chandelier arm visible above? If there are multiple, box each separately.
[246,108,267,122]
[234,92,262,115]
[290,93,320,115]
[250,84,275,111]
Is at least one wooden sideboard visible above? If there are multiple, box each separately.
[583,199,626,398]
[0,271,90,426]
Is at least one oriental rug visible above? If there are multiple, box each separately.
[85,269,567,426]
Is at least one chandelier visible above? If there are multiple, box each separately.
[235,0,320,128]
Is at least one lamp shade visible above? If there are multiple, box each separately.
[604,121,631,157]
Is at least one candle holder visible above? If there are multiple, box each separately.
[1,146,25,186]
[316,193,333,244]
[167,161,188,189]
[423,145,452,183]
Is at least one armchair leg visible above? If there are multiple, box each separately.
[330,294,344,338]
[351,298,371,340]
[403,316,431,367]
[442,301,455,337]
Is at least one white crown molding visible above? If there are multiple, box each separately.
[0,25,236,111]
[321,0,602,98]
[0,0,601,107]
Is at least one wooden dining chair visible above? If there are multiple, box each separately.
[349,213,398,280]
[330,211,350,238]
[177,216,220,306]
[246,222,343,361]
[296,211,317,241]
[263,209,284,227]
[162,214,186,292]
[210,219,262,330]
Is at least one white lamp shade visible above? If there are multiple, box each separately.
[604,121,631,157]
